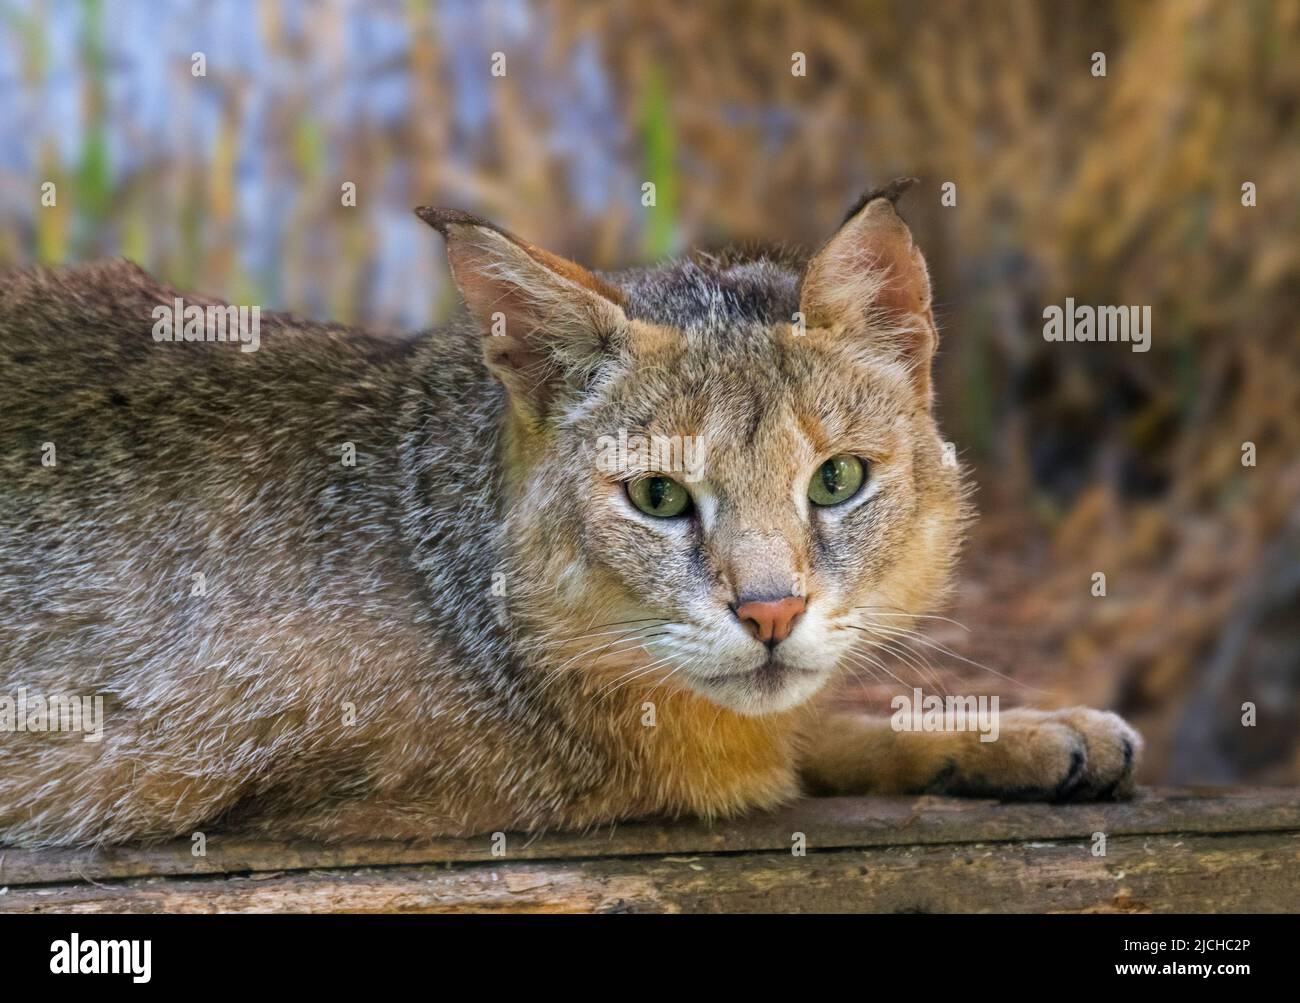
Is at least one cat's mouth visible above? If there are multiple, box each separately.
[682,654,828,715]
[707,662,811,683]
[758,654,818,683]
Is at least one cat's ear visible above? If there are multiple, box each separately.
[799,178,937,404]
[416,207,628,421]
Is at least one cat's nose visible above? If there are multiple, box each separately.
[733,595,806,647]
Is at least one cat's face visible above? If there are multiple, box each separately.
[420,181,966,716]
[543,318,965,715]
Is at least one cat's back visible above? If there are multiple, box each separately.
[0,261,437,677]
[0,260,433,482]
[0,259,419,422]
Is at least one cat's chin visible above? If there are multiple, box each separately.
[682,660,832,717]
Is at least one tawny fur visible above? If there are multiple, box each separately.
[0,183,1140,847]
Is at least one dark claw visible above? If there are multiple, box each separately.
[1052,746,1087,802]
[1096,739,1137,800]
[924,759,958,795]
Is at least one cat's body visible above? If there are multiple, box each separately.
[0,182,1139,847]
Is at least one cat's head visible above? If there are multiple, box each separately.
[418,180,968,716]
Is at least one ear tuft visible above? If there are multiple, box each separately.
[837,177,919,227]
[415,206,502,238]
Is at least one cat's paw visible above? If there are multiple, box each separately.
[1045,707,1142,801]
[927,707,1141,802]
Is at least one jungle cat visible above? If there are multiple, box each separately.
[0,179,1139,847]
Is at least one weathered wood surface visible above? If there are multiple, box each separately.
[1,787,1296,913]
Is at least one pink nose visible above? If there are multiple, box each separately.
[734,595,807,646]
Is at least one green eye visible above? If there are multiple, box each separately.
[808,455,867,507]
[628,476,692,518]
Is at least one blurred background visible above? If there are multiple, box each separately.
[1,0,1297,785]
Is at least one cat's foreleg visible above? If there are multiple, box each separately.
[798,707,1141,801]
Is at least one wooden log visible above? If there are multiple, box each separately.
[3,831,1296,914]
[0,787,1296,912]
[2,786,1296,887]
